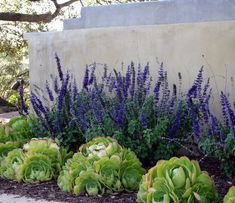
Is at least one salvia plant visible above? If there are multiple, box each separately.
[57,137,145,196]
[29,55,194,165]
[29,54,235,174]
[224,186,235,203]
[137,156,218,203]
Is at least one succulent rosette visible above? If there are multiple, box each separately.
[224,186,235,203]
[0,116,33,143]
[74,170,103,196]
[57,152,94,192]
[17,153,53,183]
[137,156,218,203]
[0,142,21,160]
[79,137,122,158]
[0,137,69,183]
[58,137,145,196]
[0,148,24,180]
[23,138,62,174]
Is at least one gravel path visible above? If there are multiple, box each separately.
[0,193,62,203]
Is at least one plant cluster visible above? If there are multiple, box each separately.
[0,137,72,183]
[29,56,193,165]
[0,116,33,160]
[137,156,218,203]
[57,137,145,196]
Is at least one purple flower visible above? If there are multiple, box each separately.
[158,63,164,82]
[76,95,89,130]
[30,92,48,116]
[139,112,148,128]
[220,91,235,129]
[167,84,177,113]
[193,120,200,137]
[89,63,96,85]
[83,65,89,90]
[130,62,136,99]
[45,80,54,102]
[55,53,63,81]
[54,76,59,94]
[154,82,161,113]
[168,101,182,138]
[57,73,70,113]
[115,102,125,127]
[72,79,78,102]
[89,89,103,123]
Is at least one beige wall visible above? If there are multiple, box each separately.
[25,21,235,115]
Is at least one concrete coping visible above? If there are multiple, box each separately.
[63,0,235,30]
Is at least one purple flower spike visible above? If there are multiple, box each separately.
[55,53,63,81]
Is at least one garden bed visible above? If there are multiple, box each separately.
[0,156,234,203]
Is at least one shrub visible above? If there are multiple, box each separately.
[137,156,218,203]
[30,56,193,164]
[29,55,235,175]
[224,186,235,203]
[57,137,145,196]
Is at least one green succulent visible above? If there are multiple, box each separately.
[94,156,121,192]
[0,124,11,143]
[23,138,62,174]
[0,148,24,180]
[0,142,21,160]
[74,170,103,196]
[120,149,145,191]
[0,137,67,183]
[17,153,53,183]
[58,137,145,196]
[137,156,218,203]
[224,186,235,203]
[6,116,33,142]
[79,137,122,158]
[57,152,93,192]
[0,116,33,144]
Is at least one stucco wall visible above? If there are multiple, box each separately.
[25,21,235,115]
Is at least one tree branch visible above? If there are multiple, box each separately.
[0,0,78,23]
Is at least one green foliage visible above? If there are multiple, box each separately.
[0,137,71,183]
[0,148,24,180]
[199,133,235,178]
[18,153,53,183]
[0,116,33,143]
[0,142,21,160]
[57,137,145,196]
[111,118,180,166]
[224,186,235,203]
[137,156,218,203]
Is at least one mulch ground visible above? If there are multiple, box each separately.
[0,156,234,203]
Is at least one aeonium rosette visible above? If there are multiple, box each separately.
[79,137,122,158]
[137,156,218,203]
[224,186,235,203]
[58,137,145,196]
[0,137,71,183]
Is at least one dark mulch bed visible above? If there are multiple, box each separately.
[0,156,234,203]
